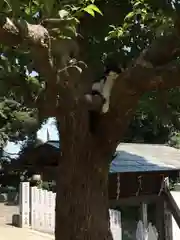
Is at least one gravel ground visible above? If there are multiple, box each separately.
[0,225,54,240]
[0,203,19,226]
[0,203,54,239]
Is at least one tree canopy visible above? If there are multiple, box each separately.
[0,0,180,147]
[1,1,180,239]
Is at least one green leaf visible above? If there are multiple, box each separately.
[0,111,7,119]
[67,17,80,25]
[58,9,69,19]
[60,25,78,38]
[104,36,111,41]
[73,65,82,73]
[88,4,103,15]
[134,1,142,8]
[83,6,95,17]
[105,30,118,41]
[125,11,134,20]
[117,29,123,37]
[4,0,12,10]
[10,0,20,15]
[83,4,102,17]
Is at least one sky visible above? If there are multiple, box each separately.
[3,71,59,156]
[4,117,59,156]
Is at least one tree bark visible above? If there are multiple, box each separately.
[55,107,113,240]
[55,145,112,240]
[2,15,180,240]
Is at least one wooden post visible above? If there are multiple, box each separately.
[140,202,148,238]
[109,209,122,240]
[163,189,180,233]
[141,203,148,229]
[30,186,38,230]
[19,182,30,228]
[164,201,173,240]
[167,191,180,240]
[156,197,165,240]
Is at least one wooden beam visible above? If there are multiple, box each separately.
[164,200,173,240]
[140,202,148,238]
[110,195,159,207]
[109,172,168,199]
[163,189,180,230]
[140,203,148,228]
[156,197,165,240]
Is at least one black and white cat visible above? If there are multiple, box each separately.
[87,65,123,133]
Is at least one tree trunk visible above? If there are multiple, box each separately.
[55,143,112,240]
[55,108,113,240]
[54,65,142,239]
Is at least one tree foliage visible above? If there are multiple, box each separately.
[2,0,180,239]
[0,0,179,147]
[0,46,40,146]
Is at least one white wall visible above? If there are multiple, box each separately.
[170,191,180,240]
[19,182,122,239]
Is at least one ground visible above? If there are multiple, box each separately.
[0,203,18,226]
[0,225,54,240]
[0,203,54,240]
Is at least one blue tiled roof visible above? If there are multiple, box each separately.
[45,141,180,173]
[110,143,180,173]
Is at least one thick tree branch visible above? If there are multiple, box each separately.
[0,17,21,45]
[0,17,58,117]
[2,15,180,154]
[99,31,180,152]
[119,60,180,93]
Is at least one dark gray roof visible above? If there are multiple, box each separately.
[46,140,59,148]
[110,143,180,173]
[45,141,180,173]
